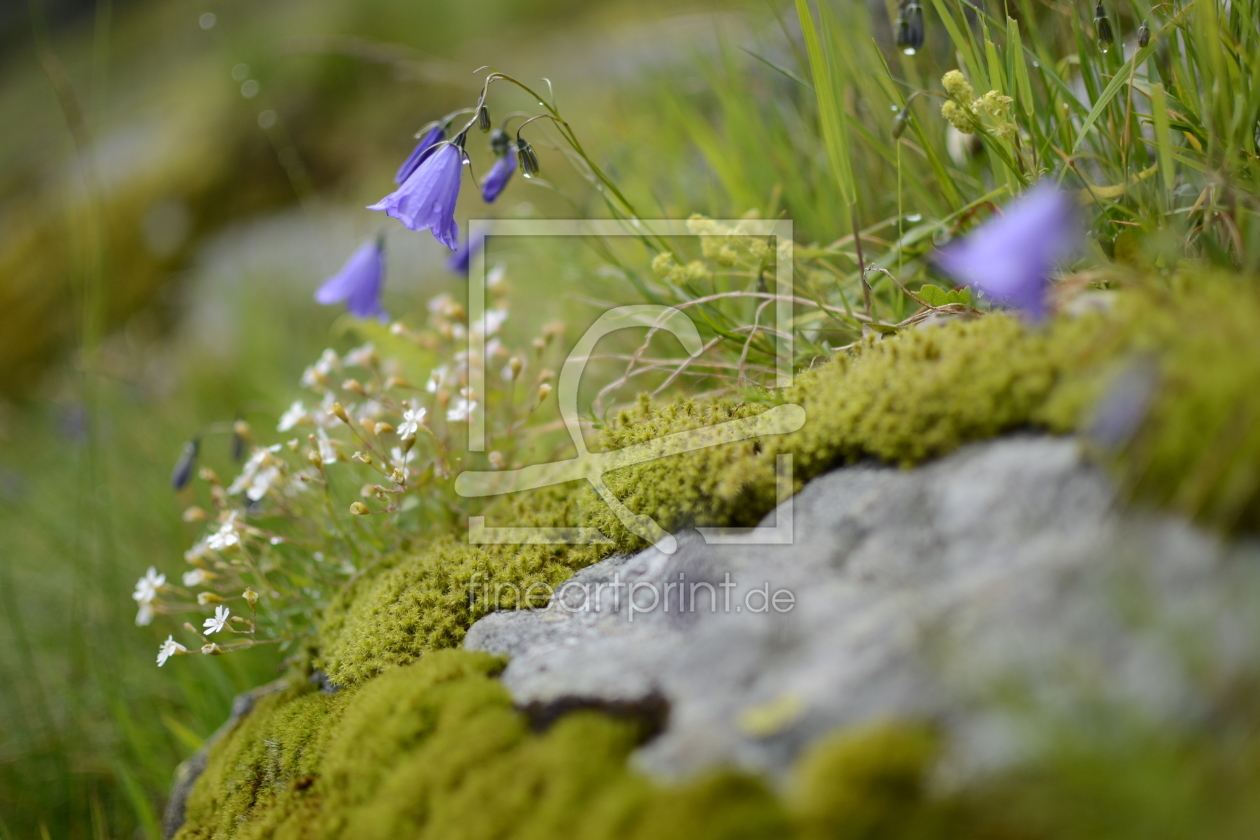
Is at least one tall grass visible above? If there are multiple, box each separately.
[605,0,1260,363]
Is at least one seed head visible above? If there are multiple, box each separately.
[1094,4,1114,52]
[517,141,540,178]
[171,439,200,491]
[894,1,925,55]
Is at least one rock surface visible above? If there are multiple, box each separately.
[466,435,1260,782]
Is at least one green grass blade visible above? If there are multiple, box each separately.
[794,0,856,213]
[1073,41,1159,153]
[1008,17,1035,118]
[1151,82,1177,197]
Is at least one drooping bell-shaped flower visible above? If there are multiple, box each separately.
[449,230,486,275]
[316,239,387,321]
[935,182,1078,322]
[369,142,462,250]
[481,149,516,203]
[394,124,446,186]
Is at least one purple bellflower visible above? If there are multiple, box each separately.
[369,141,462,250]
[481,148,516,203]
[316,239,387,321]
[448,230,486,275]
[394,124,447,185]
[936,182,1078,321]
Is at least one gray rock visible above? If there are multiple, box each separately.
[465,435,1260,782]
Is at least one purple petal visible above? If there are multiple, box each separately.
[449,230,486,275]
[936,182,1078,321]
[394,126,446,186]
[480,151,516,203]
[368,143,463,250]
[316,241,387,320]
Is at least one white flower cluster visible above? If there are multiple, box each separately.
[140,263,568,668]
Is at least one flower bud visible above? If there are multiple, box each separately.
[538,383,552,401]
[477,104,491,133]
[331,402,350,424]
[182,506,209,523]
[1138,21,1151,48]
[517,141,540,178]
[350,502,370,515]
[171,439,199,491]
[1094,3,1114,53]
[891,106,912,140]
[243,587,258,608]
[342,379,366,396]
[508,357,523,379]
[375,422,396,435]
[200,643,223,656]
[197,592,223,605]
[894,1,925,55]
[490,128,510,155]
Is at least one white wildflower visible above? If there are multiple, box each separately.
[132,567,165,605]
[184,540,211,564]
[426,366,448,394]
[206,513,241,551]
[447,398,477,423]
[343,343,377,368]
[203,605,230,635]
[427,293,458,316]
[183,569,212,587]
[482,308,508,337]
[316,392,339,428]
[397,405,427,440]
[135,604,154,627]
[316,429,338,464]
[157,636,186,667]
[487,262,507,290]
[277,401,308,432]
[227,445,283,501]
[300,349,340,390]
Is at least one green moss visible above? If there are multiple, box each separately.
[175,649,799,840]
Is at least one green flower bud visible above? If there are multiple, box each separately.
[517,141,540,178]
[1094,3,1114,53]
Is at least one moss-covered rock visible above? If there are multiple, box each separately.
[181,272,1260,838]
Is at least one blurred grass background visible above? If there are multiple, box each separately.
[0,0,748,835]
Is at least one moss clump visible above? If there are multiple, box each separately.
[176,649,798,840]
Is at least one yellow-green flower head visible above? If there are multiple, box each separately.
[941,70,975,105]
